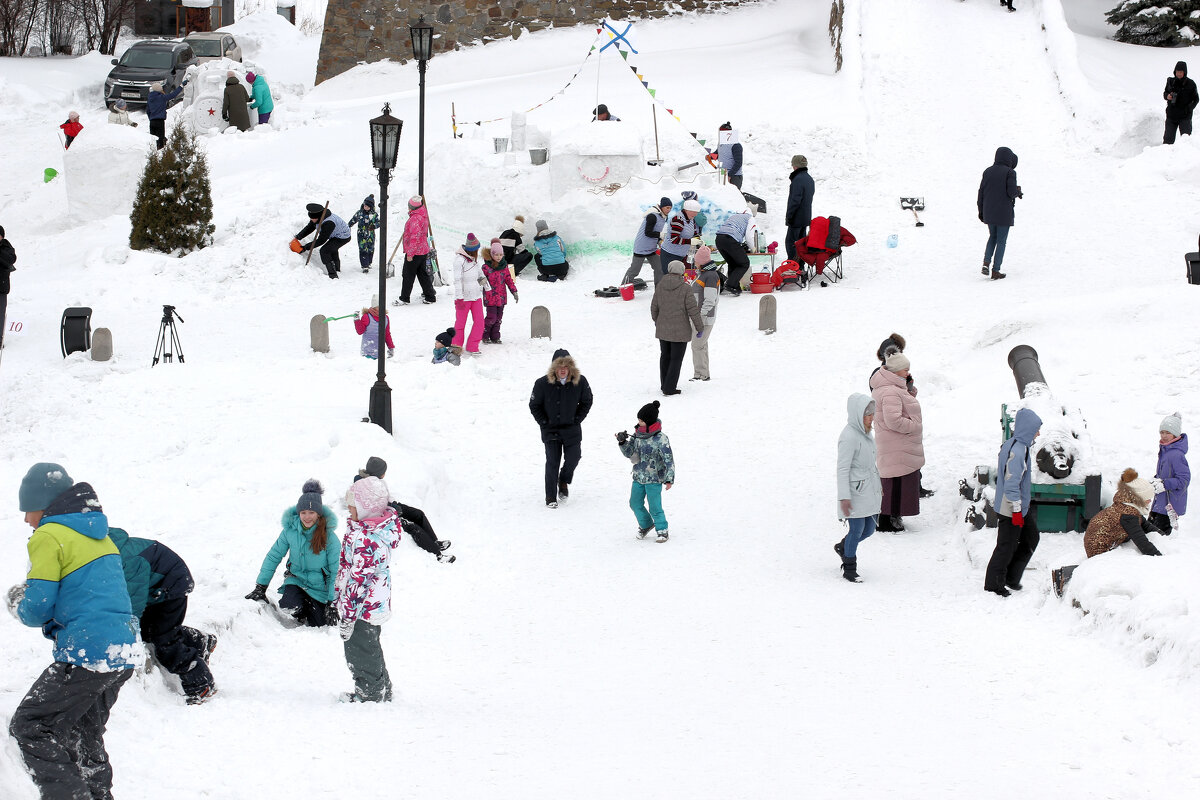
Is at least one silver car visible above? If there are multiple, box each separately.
[183,32,242,64]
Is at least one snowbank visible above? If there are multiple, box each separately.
[221,10,320,91]
[63,122,155,222]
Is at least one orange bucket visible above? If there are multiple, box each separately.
[619,284,636,301]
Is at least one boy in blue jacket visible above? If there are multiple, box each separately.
[7,463,143,800]
[984,408,1042,596]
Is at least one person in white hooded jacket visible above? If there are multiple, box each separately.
[835,393,882,582]
[450,233,486,354]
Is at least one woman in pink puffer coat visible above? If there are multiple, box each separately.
[398,195,436,305]
[869,352,924,532]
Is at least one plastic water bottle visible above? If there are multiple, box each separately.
[886,234,899,248]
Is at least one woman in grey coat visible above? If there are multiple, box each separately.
[650,260,703,396]
[835,393,882,582]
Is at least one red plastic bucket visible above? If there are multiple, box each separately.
[619,284,636,301]
[750,272,773,293]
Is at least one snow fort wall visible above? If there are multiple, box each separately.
[64,124,156,224]
[316,0,756,84]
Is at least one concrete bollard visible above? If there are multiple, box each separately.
[758,294,776,334]
[531,305,551,339]
[310,314,330,353]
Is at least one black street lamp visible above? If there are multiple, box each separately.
[368,103,403,434]
[409,16,434,197]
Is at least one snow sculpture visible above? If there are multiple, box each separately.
[547,122,644,200]
[62,123,155,223]
[180,60,260,135]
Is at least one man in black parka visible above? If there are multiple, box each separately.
[977,146,1022,281]
[1163,61,1199,145]
[784,155,814,262]
[528,349,593,508]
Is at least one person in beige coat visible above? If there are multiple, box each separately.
[651,260,703,396]
[869,352,924,531]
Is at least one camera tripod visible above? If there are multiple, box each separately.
[152,305,185,366]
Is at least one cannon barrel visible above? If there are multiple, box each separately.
[1007,344,1045,398]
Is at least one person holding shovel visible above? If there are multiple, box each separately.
[291,203,351,279]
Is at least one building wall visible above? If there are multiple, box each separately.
[316,0,752,84]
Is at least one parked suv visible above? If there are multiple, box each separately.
[184,32,242,64]
[104,40,196,109]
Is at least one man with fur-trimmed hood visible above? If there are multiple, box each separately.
[528,349,594,508]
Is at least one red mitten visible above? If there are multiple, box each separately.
[1012,511,1024,527]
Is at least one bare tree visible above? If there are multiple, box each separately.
[75,0,137,55]
[0,0,41,56]
[45,0,78,55]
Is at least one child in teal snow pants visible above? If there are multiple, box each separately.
[616,400,676,542]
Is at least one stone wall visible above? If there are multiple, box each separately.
[316,0,755,85]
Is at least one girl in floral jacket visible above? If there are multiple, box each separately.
[616,400,675,543]
[334,476,402,702]
[482,239,518,344]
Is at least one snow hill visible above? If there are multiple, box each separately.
[3,1,1200,797]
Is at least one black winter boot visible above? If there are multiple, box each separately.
[841,556,861,583]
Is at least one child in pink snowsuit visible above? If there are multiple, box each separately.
[354,295,394,359]
[482,239,518,344]
[450,233,485,354]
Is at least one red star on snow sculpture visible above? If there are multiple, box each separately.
[207,107,216,116]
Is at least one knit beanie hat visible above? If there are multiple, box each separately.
[536,219,549,233]
[552,348,571,362]
[18,463,73,513]
[370,293,378,308]
[512,215,525,234]
[490,238,504,258]
[296,479,324,514]
[363,195,375,210]
[877,333,906,363]
[667,260,685,275]
[682,199,701,213]
[719,121,732,131]
[658,197,673,209]
[1160,412,1183,438]
[408,195,423,209]
[638,400,660,426]
[246,71,257,83]
[115,98,127,110]
[885,352,910,372]
[352,476,390,519]
[694,245,713,267]
[435,327,455,347]
[464,233,481,252]
[306,203,324,218]
[595,103,609,116]
[1122,468,1156,507]
[792,154,808,169]
[364,456,387,478]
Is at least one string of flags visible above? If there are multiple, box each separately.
[456,19,714,158]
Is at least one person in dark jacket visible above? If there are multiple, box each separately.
[293,203,352,279]
[147,80,186,149]
[528,349,594,508]
[0,224,14,350]
[9,464,142,800]
[977,146,1022,280]
[221,71,252,132]
[784,155,814,261]
[1163,61,1199,145]
[499,215,533,275]
[984,408,1041,596]
[108,528,217,704]
[350,457,456,563]
[592,103,620,121]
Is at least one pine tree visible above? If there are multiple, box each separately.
[1107,1,1200,47]
[129,122,215,254]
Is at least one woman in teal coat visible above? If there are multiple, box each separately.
[246,480,339,626]
[245,71,274,125]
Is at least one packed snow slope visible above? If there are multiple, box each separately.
[3,1,1200,798]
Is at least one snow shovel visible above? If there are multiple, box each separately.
[900,197,925,227]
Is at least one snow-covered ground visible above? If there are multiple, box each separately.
[3,1,1200,797]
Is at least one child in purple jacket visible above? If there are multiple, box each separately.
[1150,412,1189,534]
[482,239,518,344]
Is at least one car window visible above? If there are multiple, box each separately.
[178,47,195,63]
[186,38,222,57]
[118,49,173,69]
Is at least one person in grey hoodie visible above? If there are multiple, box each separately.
[689,246,720,381]
[835,393,882,582]
[651,260,703,396]
[984,407,1042,596]
[977,146,1022,281]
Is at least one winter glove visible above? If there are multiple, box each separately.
[181,79,189,86]
[245,584,268,602]
[289,238,303,254]
[513,292,519,304]
[131,122,138,128]
[338,618,355,641]
[387,347,395,358]
[325,603,339,626]
[1011,511,1024,528]
[6,583,25,620]
[1149,478,1165,495]
[696,330,703,338]
[615,431,629,444]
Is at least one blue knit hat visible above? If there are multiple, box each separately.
[658,196,672,209]
[296,479,324,514]
[464,233,481,252]
[19,463,73,512]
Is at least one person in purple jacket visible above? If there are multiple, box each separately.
[1150,412,1189,534]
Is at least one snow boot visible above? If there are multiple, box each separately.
[637,526,652,539]
[985,585,1011,598]
[1051,566,1075,598]
[655,529,669,543]
[841,556,861,583]
[546,499,558,509]
[202,633,218,662]
[438,539,452,551]
[186,684,218,706]
[981,263,990,276]
[990,268,1007,280]
[558,481,569,500]
[437,552,456,564]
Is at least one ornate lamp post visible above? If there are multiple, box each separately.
[409,16,434,197]
[368,104,403,433]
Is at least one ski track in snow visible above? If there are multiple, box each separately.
[3,1,1200,798]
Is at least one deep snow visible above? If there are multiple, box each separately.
[2,1,1200,798]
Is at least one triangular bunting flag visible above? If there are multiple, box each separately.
[649,89,656,97]
[641,81,648,88]
[589,46,596,52]
[666,109,673,115]
[618,49,629,61]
